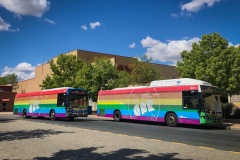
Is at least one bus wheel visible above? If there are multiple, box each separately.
[166,113,178,127]
[50,110,56,121]
[113,110,121,122]
[22,109,27,118]
[69,117,74,121]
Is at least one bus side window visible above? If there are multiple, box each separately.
[182,91,199,109]
[57,93,66,106]
[183,98,191,109]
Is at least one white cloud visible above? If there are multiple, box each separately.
[229,42,240,47]
[43,18,55,24]
[141,36,200,65]
[129,42,135,48]
[0,16,19,32]
[0,0,50,17]
[172,0,221,17]
[181,0,221,13]
[0,17,10,31]
[90,22,101,29]
[1,62,35,81]
[81,25,88,30]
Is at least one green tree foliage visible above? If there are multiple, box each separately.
[130,55,162,86]
[40,54,83,89]
[177,32,240,95]
[40,54,163,101]
[0,74,18,89]
[76,57,119,101]
[116,70,131,88]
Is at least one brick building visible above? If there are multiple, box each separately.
[0,85,16,112]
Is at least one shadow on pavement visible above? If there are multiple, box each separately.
[0,129,73,142]
[0,118,16,123]
[33,146,191,160]
[119,119,230,130]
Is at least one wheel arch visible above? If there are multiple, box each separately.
[164,111,177,122]
[113,109,122,121]
[49,109,55,117]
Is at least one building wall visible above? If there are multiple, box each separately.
[15,49,179,93]
[0,85,16,112]
[16,63,51,93]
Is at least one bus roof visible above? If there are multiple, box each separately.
[150,78,212,87]
[113,86,147,90]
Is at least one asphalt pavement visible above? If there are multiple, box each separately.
[1,112,240,160]
[1,112,240,130]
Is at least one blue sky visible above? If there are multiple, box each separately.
[0,0,239,81]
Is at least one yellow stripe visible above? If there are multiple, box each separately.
[228,151,240,154]
[98,99,181,105]
[198,146,215,150]
[134,136,143,139]
[172,142,186,145]
[15,99,57,105]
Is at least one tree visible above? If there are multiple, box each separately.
[177,32,240,95]
[76,57,119,101]
[130,55,162,86]
[116,70,131,88]
[40,54,83,89]
[0,74,18,89]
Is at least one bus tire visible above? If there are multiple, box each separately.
[50,110,56,121]
[113,110,121,122]
[166,113,178,127]
[69,117,74,121]
[22,109,27,118]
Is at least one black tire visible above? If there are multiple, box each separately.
[69,117,74,121]
[113,110,121,122]
[22,109,27,118]
[166,113,178,127]
[50,110,56,121]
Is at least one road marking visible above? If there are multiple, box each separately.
[103,131,112,134]
[134,136,143,139]
[172,142,186,145]
[198,146,215,150]
[117,134,128,136]
[228,151,240,154]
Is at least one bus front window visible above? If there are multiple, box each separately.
[202,93,221,113]
[201,85,222,113]
[69,94,88,108]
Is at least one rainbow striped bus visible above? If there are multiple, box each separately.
[13,87,92,120]
[97,78,223,127]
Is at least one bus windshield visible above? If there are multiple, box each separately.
[69,92,88,108]
[200,85,221,113]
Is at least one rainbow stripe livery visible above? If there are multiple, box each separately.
[97,78,223,126]
[14,87,91,120]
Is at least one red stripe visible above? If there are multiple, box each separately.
[99,85,199,95]
[16,88,68,97]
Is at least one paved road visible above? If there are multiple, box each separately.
[0,113,240,160]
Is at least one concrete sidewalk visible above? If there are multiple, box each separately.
[1,112,240,130]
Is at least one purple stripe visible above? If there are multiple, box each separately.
[103,114,113,118]
[99,114,165,122]
[123,115,165,122]
[17,112,67,118]
[55,113,67,117]
[178,118,200,125]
